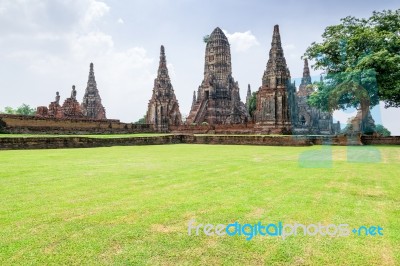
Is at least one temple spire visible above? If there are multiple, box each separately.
[157,45,169,78]
[81,62,106,119]
[301,59,312,85]
[87,62,96,87]
[186,27,248,125]
[271,25,281,48]
[246,84,252,110]
[146,45,182,131]
[203,27,232,80]
[192,91,196,106]
[262,24,290,87]
[269,25,284,61]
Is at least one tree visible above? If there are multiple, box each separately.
[203,35,210,43]
[134,115,146,124]
[248,92,257,119]
[308,70,380,133]
[1,104,36,115]
[3,106,16,114]
[16,104,36,115]
[375,124,391,136]
[305,9,400,112]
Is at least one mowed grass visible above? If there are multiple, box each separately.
[0,145,399,265]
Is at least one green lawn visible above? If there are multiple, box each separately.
[0,145,399,265]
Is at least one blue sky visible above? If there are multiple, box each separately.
[0,0,399,134]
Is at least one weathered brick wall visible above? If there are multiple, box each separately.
[170,123,256,134]
[0,135,181,150]
[361,136,400,145]
[0,134,375,150]
[180,135,312,146]
[0,114,153,134]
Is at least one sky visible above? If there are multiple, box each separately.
[0,0,399,134]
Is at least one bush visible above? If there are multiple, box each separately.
[375,124,391,137]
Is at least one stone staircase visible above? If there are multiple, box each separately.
[193,99,208,124]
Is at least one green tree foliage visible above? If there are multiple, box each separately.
[375,124,391,136]
[1,104,36,115]
[134,115,146,124]
[16,104,36,115]
[248,92,257,118]
[3,106,16,114]
[203,35,210,43]
[305,9,400,109]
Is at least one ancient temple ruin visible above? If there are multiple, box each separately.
[345,109,375,134]
[36,86,84,118]
[48,91,63,118]
[37,63,106,120]
[293,59,340,135]
[81,63,106,120]
[254,25,295,133]
[36,91,63,118]
[61,85,84,118]
[33,26,345,135]
[146,45,182,131]
[186,27,249,125]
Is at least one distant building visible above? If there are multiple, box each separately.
[245,84,252,111]
[293,59,340,135]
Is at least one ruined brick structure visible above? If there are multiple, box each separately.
[36,63,106,120]
[346,109,375,134]
[293,59,340,135]
[36,91,62,118]
[146,45,182,131]
[48,91,63,118]
[36,86,83,118]
[81,63,106,120]
[62,85,84,118]
[187,27,249,125]
[32,26,347,135]
[254,25,295,133]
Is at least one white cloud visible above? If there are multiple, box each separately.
[117,18,124,24]
[0,0,155,123]
[81,0,110,28]
[223,30,260,52]
[283,44,296,50]
[167,63,176,79]
[71,31,114,57]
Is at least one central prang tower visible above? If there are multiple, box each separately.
[187,27,249,124]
